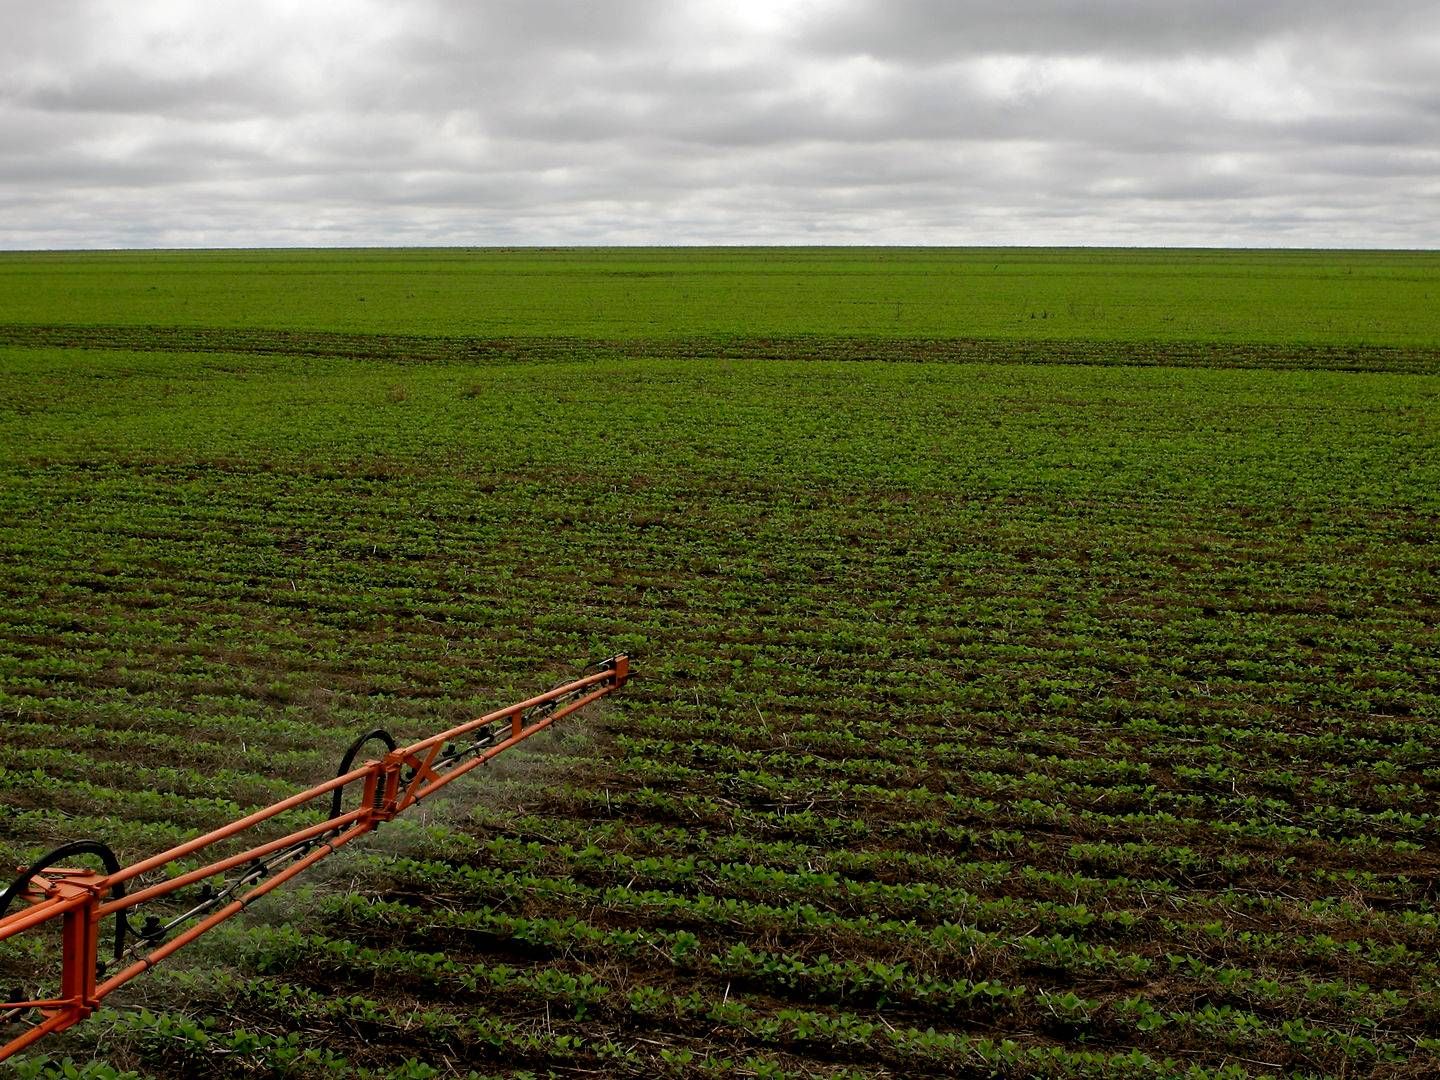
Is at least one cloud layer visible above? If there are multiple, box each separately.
[2,0,1437,247]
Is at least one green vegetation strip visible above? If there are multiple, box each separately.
[3,324,1438,373]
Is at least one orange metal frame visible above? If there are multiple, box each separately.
[0,655,630,1062]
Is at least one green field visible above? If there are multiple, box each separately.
[3,247,1440,345]
[1,249,1438,1079]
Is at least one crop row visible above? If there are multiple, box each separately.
[293,897,1424,1074]
[349,850,1438,990]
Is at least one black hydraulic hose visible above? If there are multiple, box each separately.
[328,728,396,821]
[0,840,129,962]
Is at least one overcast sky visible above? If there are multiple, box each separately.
[2,0,1438,248]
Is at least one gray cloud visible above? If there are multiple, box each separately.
[1,0,1437,248]
[795,0,1438,60]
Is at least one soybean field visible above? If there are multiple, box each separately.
[1,248,1439,1079]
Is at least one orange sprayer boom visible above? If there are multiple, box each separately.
[0,654,631,1062]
